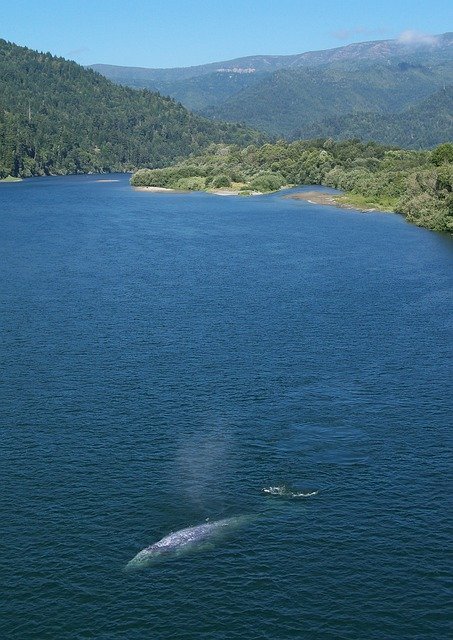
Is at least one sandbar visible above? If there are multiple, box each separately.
[134,186,178,193]
[285,190,378,212]
[209,189,241,196]
[209,188,263,196]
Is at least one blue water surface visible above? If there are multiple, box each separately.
[0,175,452,639]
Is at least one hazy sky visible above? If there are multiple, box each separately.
[2,0,452,68]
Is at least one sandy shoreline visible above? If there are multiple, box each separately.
[133,186,178,192]
[209,188,264,196]
[285,190,379,212]
[209,189,241,196]
[133,186,382,211]
[133,186,264,196]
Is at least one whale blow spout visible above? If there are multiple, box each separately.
[125,515,249,571]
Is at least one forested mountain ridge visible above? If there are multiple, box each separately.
[90,34,452,148]
[0,39,264,178]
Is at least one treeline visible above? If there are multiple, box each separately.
[0,39,264,178]
[131,139,453,233]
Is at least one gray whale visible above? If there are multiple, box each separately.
[125,516,248,570]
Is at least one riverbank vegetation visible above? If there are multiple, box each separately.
[131,139,453,232]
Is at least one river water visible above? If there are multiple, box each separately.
[1,174,452,639]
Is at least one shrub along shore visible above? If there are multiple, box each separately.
[131,139,453,233]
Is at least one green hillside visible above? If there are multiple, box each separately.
[202,61,453,140]
[149,71,267,112]
[297,86,453,147]
[0,40,264,178]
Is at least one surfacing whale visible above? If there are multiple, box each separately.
[125,515,248,570]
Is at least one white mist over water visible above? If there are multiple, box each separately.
[173,416,238,509]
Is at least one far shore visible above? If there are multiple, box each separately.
[133,186,178,192]
[285,190,383,213]
[131,185,387,210]
[0,176,22,183]
[208,188,263,196]
[209,188,242,196]
[133,185,265,196]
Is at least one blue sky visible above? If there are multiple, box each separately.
[2,0,452,68]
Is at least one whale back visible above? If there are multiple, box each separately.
[125,516,247,570]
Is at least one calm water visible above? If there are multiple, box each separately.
[1,174,452,640]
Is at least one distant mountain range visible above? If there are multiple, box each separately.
[90,33,453,85]
[89,33,453,148]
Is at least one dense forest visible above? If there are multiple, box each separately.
[131,140,453,233]
[295,86,453,148]
[0,40,264,178]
